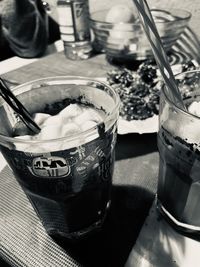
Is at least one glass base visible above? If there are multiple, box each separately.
[47,200,111,242]
[156,198,200,238]
[48,217,103,242]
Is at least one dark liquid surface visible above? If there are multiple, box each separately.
[157,127,200,228]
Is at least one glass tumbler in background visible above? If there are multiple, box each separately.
[0,76,119,240]
[157,70,200,236]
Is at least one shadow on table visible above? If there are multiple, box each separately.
[116,132,158,161]
[0,258,10,267]
[52,132,158,266]
[53,184,155,267]
[125,204,186,267]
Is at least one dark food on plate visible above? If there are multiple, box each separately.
[107,60,160,120]
[107,60,197,121]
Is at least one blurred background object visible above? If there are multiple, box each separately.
[0,0,49,60]
[0,0,60,61]
[89,7,191,62]
[46,0,200,63]
[89,0,200,42]
[1,0,200,62]
[57,0,92,60]
[46,0,200,41]
[1,0,197,42]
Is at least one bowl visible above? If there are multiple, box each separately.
[89,8,191,61]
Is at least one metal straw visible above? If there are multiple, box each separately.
[0,78,41,134]
[132,0,186,110]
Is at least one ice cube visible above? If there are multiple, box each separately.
[33,113,51,126]
[59,104,82,120]
[42,115,64,127]
[75,109,102,125]
[61,122,81,137]
[39,124,63,140]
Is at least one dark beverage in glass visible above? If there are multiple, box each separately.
[0,76,119,240]
[157,70,200,235]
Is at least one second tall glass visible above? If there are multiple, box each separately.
[157,70,200,236]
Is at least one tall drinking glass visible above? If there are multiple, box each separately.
[157,70,200,235]
[0,76,119,240]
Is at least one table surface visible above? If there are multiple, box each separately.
[0,48,199,267]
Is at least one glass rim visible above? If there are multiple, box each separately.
[0,75,120,145]
[162,69,200,120]
[90,7,191,26]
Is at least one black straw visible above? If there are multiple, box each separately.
[0,78,41,134]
